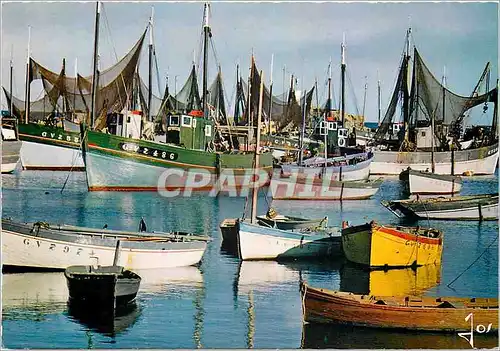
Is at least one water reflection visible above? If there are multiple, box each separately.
[301,323,499,349]
[66,301,142,338]
[134,267,204,294]
[340,264,442,296]
[2,272,68,320]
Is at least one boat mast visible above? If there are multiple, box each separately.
[147,7,154,122]
[298,81,307,166]
[202,2,210,120]
[340,33,346,127]
[74,58,78,120]
[250,70,264,224]
[24,25,31,124]
[326,58,332,163]
[268,54,274,136]
[362,76,367,119]
[403,27,411,144]
[9,45,13,118]
[377,70,381,127]
[90,1,101,130]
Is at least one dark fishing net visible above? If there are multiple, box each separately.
[5,30,146,130]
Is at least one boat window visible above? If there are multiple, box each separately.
[182,116,192,127]
[169,116,179,126]
[205,125,212,137]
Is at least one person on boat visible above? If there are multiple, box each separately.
[139,217,147,232]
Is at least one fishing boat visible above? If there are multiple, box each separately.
[237,220,341,260]
[341,221,443,268]
[371,29,498,176]
[255,207,328,230]
[3,5,146,172]
[82,4,273,192]
[1,218,209,270]
[381,193,499,221]
[270,173,382,201]
[1,116,22,173]
[300,281,498,332]
[65,264,141,306]
[400,168,462,195]
[280,152,373,181]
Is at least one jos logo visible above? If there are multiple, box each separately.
[457,312,494,349]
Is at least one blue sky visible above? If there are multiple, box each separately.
[1,1,498,123]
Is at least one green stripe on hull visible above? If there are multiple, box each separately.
[86,129,273,172]
[18,123,81,150]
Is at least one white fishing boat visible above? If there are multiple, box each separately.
[402,168,462,195]
[270,173,382,201]
[237,221,341,260]
[382,193,499,221]
[1,118,22,173]
[280,152,372,181]
[1,219,209,270]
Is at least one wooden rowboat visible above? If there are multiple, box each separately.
[300,282,499,332]
[381,193,499,221]
[65,265,141,307]
[341,221,443,268]
[255,214,328,231]
[2,219,208,270]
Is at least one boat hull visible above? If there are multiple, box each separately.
[407,170,462,195]
[65,266,140,306]
[371,143,499,175]
[382,194,499,220]
[1,140,22,173]
[281,157,371,181]
[270,175,382,201]
[301,283,498,332]
[84,130,273,192]
[2,221,206,270]
[237,221,341,260]
[18,123,84,171]
[341,223,443,268]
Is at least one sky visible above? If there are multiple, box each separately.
[1,0,498,124]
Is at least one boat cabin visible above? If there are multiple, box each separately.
[164,112,214,150]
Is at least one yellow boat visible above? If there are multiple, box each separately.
[341,221,443,268]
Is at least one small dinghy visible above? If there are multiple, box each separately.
[65,265,141,307]
[64,241,141,307]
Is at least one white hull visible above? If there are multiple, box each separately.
[21,141,84,170]
[270,176,381,201]
[371,145,499,175]
[408,173,462,195]
[2,229,205,270]
[1,161,18,173]
[413,203,498,220]
[238,223,340,260]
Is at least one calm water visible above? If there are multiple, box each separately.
[1,169,498,349]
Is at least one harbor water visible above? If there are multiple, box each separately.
[1,170,498,349]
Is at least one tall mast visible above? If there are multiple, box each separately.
[24,25,31,124]
[362,76,367,119]
[9,45,13,118]
[90,1,101,130]
[377,70,381,127]
[202,2,210,120]
[148,6,154,122]
[403,27,411,143]
[250,70,264,224]
[340,33,346,126]
[73,58,78,119]
[327,57,332,117]
[298,83,307,166]
[267,54,274,136]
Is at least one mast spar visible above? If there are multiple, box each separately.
[202,2,210,120]
[90,1,101,130]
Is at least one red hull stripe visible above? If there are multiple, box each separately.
[377,226,442,245]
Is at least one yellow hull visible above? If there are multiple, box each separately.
[342,224,443,268]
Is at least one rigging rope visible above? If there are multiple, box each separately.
[447,233,499,289]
